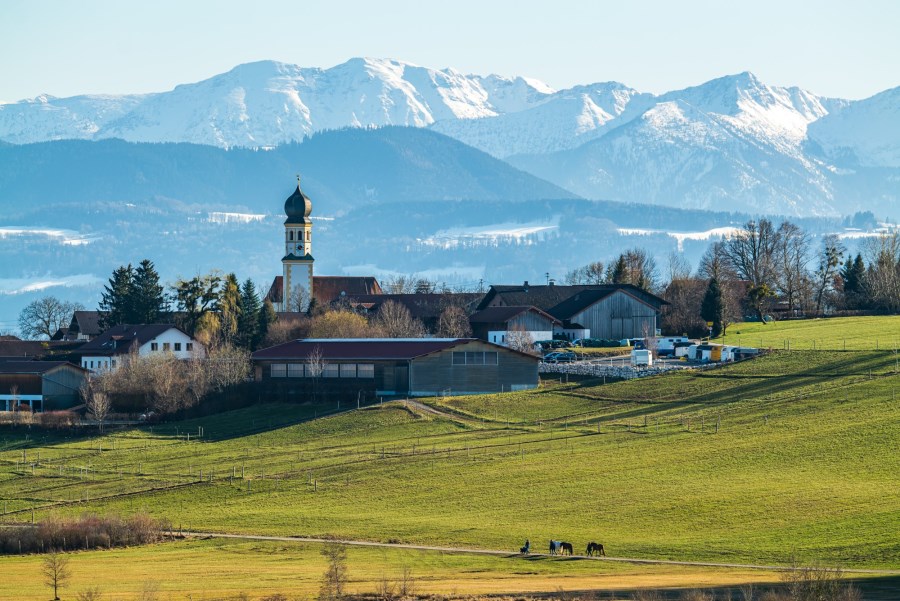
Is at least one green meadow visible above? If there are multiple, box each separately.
[716,315,900,351]
[1,349,897,576]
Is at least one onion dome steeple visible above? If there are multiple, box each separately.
[284,175,312,225]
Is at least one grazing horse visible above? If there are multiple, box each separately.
[559,541,574,556]
[549,540,561,555]
[586,542,606,556]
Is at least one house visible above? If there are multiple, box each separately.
[0,361,88,412]
[468,306,560,346]
[252,338,539,397]
[346,293,482,331]
[0,338,84,363]
[66,310,104,341]
[77,324,200,373]
[477,283,668,341]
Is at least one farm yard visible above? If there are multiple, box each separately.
[0,347,898,598]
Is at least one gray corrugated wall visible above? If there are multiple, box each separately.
[409,340,538,395]
[572,291,658,339]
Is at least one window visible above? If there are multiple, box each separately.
[111,360,117,368]
[271,364,287,378]
[290,230,294,241]
[151,343,158,351]
[323,364,340,378]
[89,360,94,369]
[288,364,304,378]
[186,343,193,352]
[174,343,182,351]
[163,342,171,351]
[357,364,375,378]
[453,351,498,366]
[340,364,357,378]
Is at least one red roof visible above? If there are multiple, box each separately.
[252,338,539,362]
[266,275,383,306]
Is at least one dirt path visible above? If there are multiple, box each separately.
[176,531,900,575]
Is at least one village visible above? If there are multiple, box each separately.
[1,179,767,421]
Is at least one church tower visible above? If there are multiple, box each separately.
[282,177,314,312]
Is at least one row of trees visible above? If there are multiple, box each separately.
[566,220,900,338]
[86,345,250,415]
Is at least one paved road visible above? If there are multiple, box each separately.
[175,531,900,575]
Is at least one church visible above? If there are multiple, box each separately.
[266,179,382,312]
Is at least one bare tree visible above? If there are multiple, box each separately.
[18,296,84,340]
[207,344,251,390]
[723,219,781,287]
[382,275,417,294]
[813,234,846,315]
[310,311,373,338]
[665,252,692,285]
[319,541,348,601]
[307,347,325,403]
[564,261,606,285]
[776,221,812,313]
[436,305,472,338]
[286,284,310,313]
[81,379,111,432]
[861,232,900,312]
[42,548,71,600]
[373,301,425,337]
[507,325,537,354]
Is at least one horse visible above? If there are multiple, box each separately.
[586,542,606,556]
[549,540,561,555]
[559,541,574,556]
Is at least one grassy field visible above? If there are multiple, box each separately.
[714,315,900,351]
[0,349,898,596]
[0,537,802,601]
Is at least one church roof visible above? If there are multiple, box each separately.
[284,181,312,225]
[266,275,384,307]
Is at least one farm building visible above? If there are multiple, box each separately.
[477,283,667,341]
[0,361,87,411]
[468,306,560,346]
[77,324,201,373]
[252,338,539,397]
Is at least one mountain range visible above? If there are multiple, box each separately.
[1,57,898,217]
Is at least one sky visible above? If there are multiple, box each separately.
[1,0,899,102]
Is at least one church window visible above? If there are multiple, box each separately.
[289,231,294,241]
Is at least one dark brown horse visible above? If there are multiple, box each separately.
[559,541,574,555]
[586,541,606,556]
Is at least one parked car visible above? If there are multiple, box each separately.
[543,351,577,363]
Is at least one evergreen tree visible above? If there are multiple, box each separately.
[98,264,135,328]
[131,259,165,324]
[606,255,628,284]
[237,279,261,349]
[258,298,277,345]
[840,253,867,309]
[700,277,725,338]
[218,273,242,345]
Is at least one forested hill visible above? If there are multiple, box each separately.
[0,127,578,219]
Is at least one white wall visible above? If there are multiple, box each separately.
[81,328,201,373]
[488,330,553,346]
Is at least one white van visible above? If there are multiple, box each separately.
[657,336,690,356]
[631,349,653,366]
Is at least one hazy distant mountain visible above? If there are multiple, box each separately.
[0,127,576,220]
[1,59,898,217]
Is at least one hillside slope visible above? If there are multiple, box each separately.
[3,350,897,568]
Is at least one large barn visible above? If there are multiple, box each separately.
[478,283,668,340]
[252,338,539,397]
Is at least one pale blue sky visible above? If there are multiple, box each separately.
[2,0,898,102]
